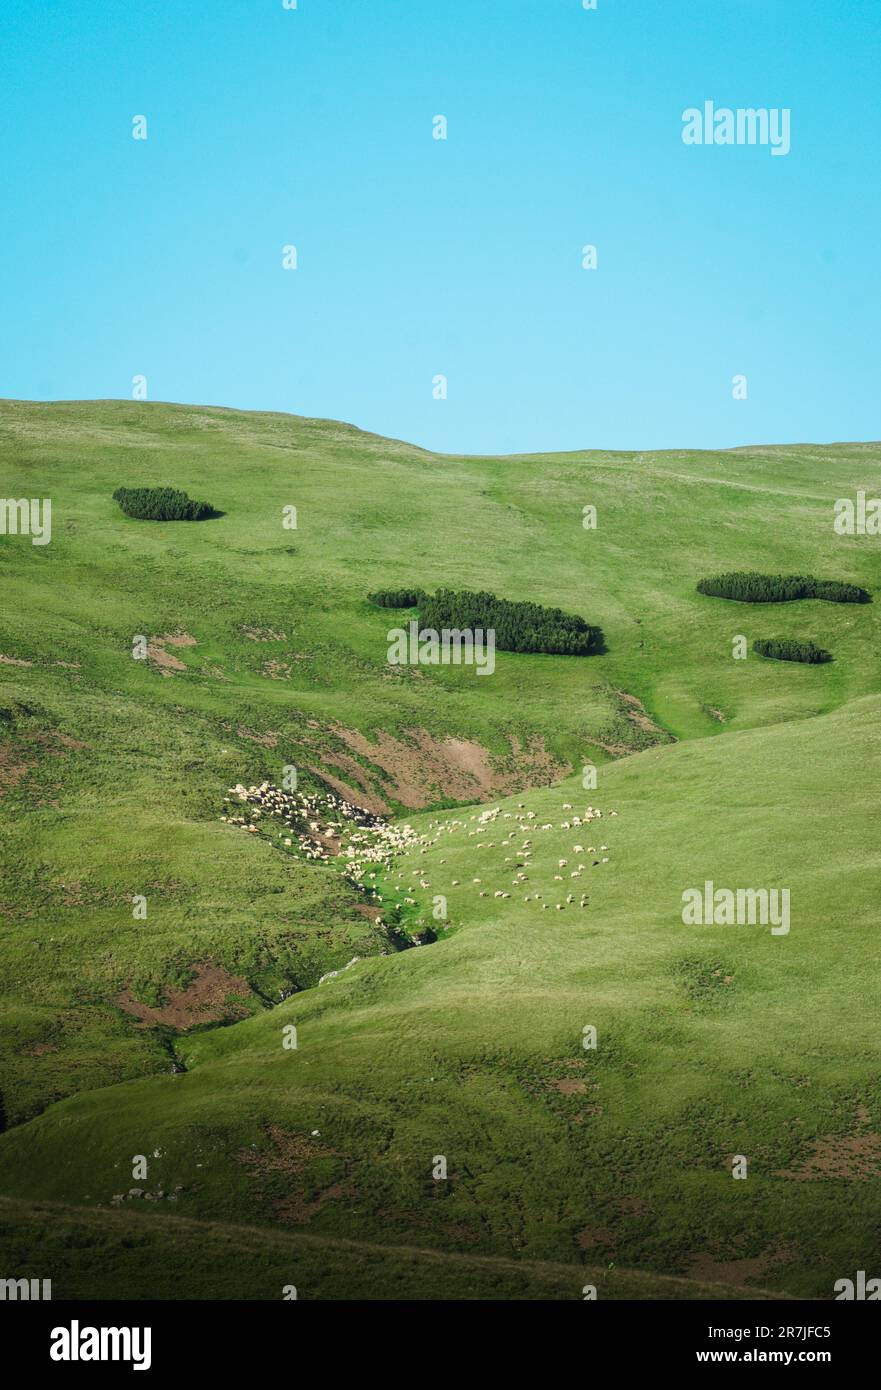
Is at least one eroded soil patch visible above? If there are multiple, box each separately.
[237,1123,354,1224]
[262,661,291,680]
[589,689,674,757]
[116,962,255,1030]
[0,730,87,798]
[773,1106,881,1181]
[146,632,197,676]
[241,626,286,641]
[551,1079,589,1096]
[326,725,569,809]
[686,1247,794,1288]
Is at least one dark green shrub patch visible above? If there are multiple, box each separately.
[367,588,425,608]
[753,638,832,664]
[113,486,216,521]
[418,589,602,655]
[697,572,870,604]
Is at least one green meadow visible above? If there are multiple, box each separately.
[0,398,878,1300]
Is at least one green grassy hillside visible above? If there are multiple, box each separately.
[0,1197,782,1301]
[1,400,878,1299]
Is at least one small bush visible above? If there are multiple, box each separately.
[367,589,425,608]
[697,572,869,604]
[113,486,216,521]
[753,638,831,664]
[418,589,602,655]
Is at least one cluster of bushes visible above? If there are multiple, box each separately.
[753,638,831,664]
[418,589,602,655]
[113,486,216,521]
[367,588,425,608]
[697,572,870,604]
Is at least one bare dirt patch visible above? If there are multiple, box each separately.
[588,736,633,756]
[146,632,197,676]
[0,741,34,795]
[242,626,286,641]
[550,1078,588,1095]
[326,725,569,809]
[306,761,393,816]
[237,727,279,747]
[116,962,255,1030]
[0,730,86,797]
[773,1107,881,1181]
[237,1124,353,1224]
[590,690,675,757]
[48,733,87,751]
[353,903,383,920]
[616,690,674,740]
[261,661,292,680]
[583,733,630,756]
[686,1247,794,1288]
[0,653,33,667]
[145,643,186,675]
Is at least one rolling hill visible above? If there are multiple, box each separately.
[1,399,878,1300]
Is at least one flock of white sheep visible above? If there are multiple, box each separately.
[391,800,617,914]
[221,781,617,929]
[221,780,418,907]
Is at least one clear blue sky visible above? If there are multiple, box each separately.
[1,0,878,454]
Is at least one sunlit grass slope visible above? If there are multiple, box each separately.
[0,400,878,1299]
[1,693,878,1299]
